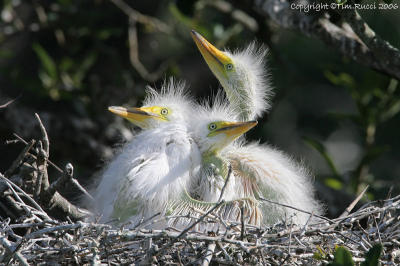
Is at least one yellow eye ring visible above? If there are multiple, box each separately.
[226,63,233,70]
[161,108,168,115]
[208,123,217,131]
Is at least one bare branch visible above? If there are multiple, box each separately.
[110,0,171,34]
[251,0,400,80]
[0,95,20,109]
[339,185,369,218]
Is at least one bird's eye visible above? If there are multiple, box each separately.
[160,108,168,115]
[226,64,233,70]
[208,123,217,131]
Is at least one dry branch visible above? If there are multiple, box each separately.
[248,0,400,80]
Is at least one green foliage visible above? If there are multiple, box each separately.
[303,136,341,179]
[305,71,399,195]
[323,244,382,266]
[361,244,383,266]
[328,246,354,266]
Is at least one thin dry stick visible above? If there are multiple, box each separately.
[339,185,369,218]
[109,0,171,33]
[259,197,332,223]
[35,113,49,155]
[217,165,232,203]
[0,237,29,266]
[201,164,233,265]
[240,206,245,241]
[4,139,36,177]
[0,173,50,219]
[201,242,216,266]
[0,95,20,109]
[152,200,225,259]
[12,133,62,173]
[11,133,93,201]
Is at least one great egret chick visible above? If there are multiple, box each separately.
[192,31,323,224]
[108,105,170,129]
[92,80,201,226]
[191,30,272,121]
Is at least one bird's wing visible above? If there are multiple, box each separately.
[226,142,323,224]
[111,126,201,224]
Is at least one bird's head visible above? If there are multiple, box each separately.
[192,93,257,155]
[191,30,236,90]
[191,30,271,120]
[108,105,173,129]
[200,120,257,155]
[108,78,193,129]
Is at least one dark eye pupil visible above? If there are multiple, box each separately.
[227,64,232,70]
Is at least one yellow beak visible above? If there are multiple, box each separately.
[191,30,231,77]
[210,121,258,138]
[108,106,160,128]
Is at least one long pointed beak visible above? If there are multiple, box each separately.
[108,106,157,125]
[191,30,230,75]
[215,121,258,138]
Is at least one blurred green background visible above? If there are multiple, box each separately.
[0,0,399,217]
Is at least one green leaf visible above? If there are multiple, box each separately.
[325,178,343,190]
[380,99,400,122]
[32,43,58,81]
[324,71,356,91]
[302,136,341,179]
[328,246,354,266]
[361,244,382,266]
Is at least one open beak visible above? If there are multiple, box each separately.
[108,106,158,127]
[191,30,230,76]
[213,121,258,138]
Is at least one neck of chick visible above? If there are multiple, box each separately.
[196,149,230,202]
[222,72,255,121]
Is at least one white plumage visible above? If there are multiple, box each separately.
[192,30,323,225]
[92,80,201,226]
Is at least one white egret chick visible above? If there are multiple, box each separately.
[92,80,201,226]
[191,30,272,121]
[191,31,323,224]
[176,98,264,226]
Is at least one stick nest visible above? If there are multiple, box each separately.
[1,115,399,265]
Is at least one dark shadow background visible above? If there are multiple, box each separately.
[0,0,399,218]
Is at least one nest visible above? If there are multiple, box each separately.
[1,114,399,265]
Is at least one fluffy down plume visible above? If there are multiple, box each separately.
[142,78,194,121]
[90,79,202,228]
[225,141,324,225]
[224,42,273,121]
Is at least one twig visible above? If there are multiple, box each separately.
[35,113,49,155]
[12,133,63,173]
[0,173,50,219]
[127,18,169,82]
[339,185,369,218]
[152,200,225,258]
[4,139,36,177]
[259,197,332,223]
[218,164,232,202]
[0,95,20,109]
[201,242,216,266]
[109,0,171,33]
[0,237,29,266]
[240,206,245,241]
[47,163,74,197]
